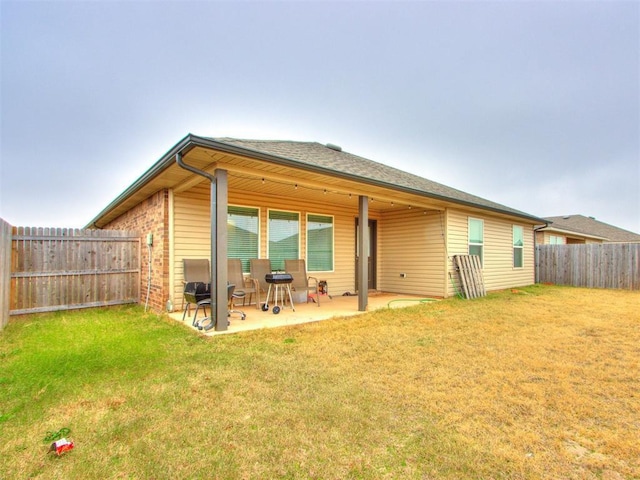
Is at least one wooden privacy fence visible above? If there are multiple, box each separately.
[8,226,141,316]
[536,243,640,290]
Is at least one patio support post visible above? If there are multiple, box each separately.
[358,195,369,311]
[176,152,228,331]
[212,169,228,331]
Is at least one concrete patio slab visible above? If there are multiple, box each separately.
[170,292,438,335]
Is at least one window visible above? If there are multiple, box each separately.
[513,225,524,268]
[468,218,484,266]
[549,235,565,245]
[227,206,259,273]
[307,214,334,271]
[268,210,299,271]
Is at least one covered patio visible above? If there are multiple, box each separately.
[171,292,438,335]
[88,134,543,321]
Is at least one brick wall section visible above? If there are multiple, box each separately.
[103,190,169,312]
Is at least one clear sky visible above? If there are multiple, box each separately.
[1,0,639,233]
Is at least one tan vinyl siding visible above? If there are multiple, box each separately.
[379,209,446,297]
[172,183,362,305]
[172,186,536,306]
[446,209,535,295]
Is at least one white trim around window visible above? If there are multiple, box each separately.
[306,213,334,272]
[227,204,260,273]
[267,209,300,271]
[513,225,524,268]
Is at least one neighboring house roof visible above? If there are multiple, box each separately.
[542,215,640,243]
[87,133,546,228]
[209,137,543,222]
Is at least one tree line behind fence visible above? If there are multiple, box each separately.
[2,223,140,325]
[536,243,639,290]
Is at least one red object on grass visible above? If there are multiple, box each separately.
[50,438,74,456]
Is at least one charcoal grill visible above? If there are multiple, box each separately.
[263,273,295,314]
[265,273,293,284]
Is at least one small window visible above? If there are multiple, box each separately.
[307,214,334,271]
[268,210,299,271]
[228,206,259,273]
[468,218,484,266]
[513,225,524,268]
[549,235,565,245]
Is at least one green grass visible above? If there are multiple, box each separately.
[1,285,639,479]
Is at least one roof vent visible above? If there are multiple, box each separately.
[326,143,342,152]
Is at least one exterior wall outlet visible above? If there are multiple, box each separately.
[146,233,153,246]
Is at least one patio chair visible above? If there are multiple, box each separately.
[249,259,272,309]
[183,258,210,283]
[182,258,210,315]
[228,259,257,308]
[285,259,320,306]
[227,283,247,321]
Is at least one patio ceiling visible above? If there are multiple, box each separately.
[175,146,448,214]
[91,143,446,228]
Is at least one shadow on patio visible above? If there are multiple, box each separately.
[170,292,438,335]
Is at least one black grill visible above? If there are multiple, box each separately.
[265,273,293,284]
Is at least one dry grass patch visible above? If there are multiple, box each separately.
[0,286,638,479]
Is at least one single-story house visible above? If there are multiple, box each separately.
[87,134,546,331]
[536,215,640,244]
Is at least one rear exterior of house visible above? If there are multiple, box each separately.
[91,135,541,317]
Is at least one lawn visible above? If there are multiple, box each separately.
[1,285,638,479]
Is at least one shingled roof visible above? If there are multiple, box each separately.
[211,137,543,222]
[87,133,547,228]
[544,215,640,242]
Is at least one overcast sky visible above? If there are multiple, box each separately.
[1,0,639,233]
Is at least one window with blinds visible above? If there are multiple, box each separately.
[227,206,259,273]
[307,214,334,271]
[268,210,299,271]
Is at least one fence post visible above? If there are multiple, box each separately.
[0,218,12,330]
